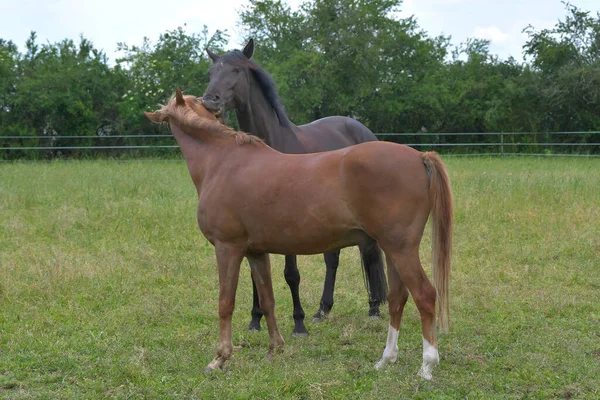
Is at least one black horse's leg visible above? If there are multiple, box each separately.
[359,240,388,318]
[313,250,341,322]
[248,274,263,331]
[284,255,308,336]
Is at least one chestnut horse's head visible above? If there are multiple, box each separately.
[145,88,263,146]
[145,88,220,124]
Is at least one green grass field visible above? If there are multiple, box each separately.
[1,157,599,399]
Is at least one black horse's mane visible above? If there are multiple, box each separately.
[220,50,292,128]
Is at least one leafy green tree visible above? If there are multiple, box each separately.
[1,26,229,159]
[240,0,448,132]
[2,1,599,159]
[0,39,19,136]
[5,32,121,158]
[523,2,600,132]
[426,39,521,133]
[485,65,545,133]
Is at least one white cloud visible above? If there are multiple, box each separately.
[473,25,510,43]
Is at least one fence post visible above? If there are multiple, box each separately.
[501,132,504,157]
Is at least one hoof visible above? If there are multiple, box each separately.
[248,320,262,332]
[418,367,433,381]
[207,355,227,372]
[368,309,381,318]
[205,364,224,374]
[292,331,309,338]
[292,321,309,337]
[312,309,328,323]
[374,354,397,371]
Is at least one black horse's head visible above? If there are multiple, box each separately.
[202,39,255,112]
[202,39,290,128]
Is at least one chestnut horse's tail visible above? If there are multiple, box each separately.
[421,152,453,333]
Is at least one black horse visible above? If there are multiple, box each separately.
[202,39,387,336]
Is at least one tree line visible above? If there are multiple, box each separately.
[1,0,599,158]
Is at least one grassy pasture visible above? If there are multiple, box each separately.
[0,157,599,399]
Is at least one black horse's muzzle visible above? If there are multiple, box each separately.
[201,95,222,112]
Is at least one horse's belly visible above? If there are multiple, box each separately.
[246,227,369,255]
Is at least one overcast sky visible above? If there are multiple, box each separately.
[1,0,598,63]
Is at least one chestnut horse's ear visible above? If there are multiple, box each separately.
[175,88,185,105]
[144,111,164,123]
[242,38,254,59]
[205,47,219,62]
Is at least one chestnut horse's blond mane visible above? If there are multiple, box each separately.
[159,94,263,146]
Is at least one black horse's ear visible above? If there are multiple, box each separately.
[205,47,219,62]
[242,38,254,59]
[175,87,185,105]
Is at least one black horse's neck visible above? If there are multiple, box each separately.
[235,73,305,154]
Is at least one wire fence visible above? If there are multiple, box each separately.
[1,131,599,160]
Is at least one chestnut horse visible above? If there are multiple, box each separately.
[145,89,453,380]
[203,39,387,335]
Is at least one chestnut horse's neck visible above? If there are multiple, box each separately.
[168,120,233,188]
[235,73,305,154]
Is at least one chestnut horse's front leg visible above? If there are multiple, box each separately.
[246,252,285,354]
[206,242,245,373]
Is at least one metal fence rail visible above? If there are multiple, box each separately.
[1,131,599,159]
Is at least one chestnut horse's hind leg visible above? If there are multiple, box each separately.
[247,253,285,353]
[206,243,245,373]
[374,256,409,370]
[283,255,309,336]
[377,246,439,380]
[313,250,341,323]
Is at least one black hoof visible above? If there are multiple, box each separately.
[248,319,262,332]
[292,319,309,336]
[368,308,381,318]
[312,309,328,323]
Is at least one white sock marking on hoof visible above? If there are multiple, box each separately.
[418,337,439,380]
[374,325,399,370]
